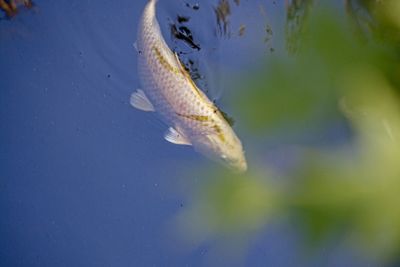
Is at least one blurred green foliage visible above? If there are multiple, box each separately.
[174,0,400,265]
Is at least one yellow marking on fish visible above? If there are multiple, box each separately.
[184,72,207,100]
[177,113,210,122]
[152,46,180,74]
[152,46,209,103]
[213,124,226,142]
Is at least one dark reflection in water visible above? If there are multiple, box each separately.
[170,17,201,50]
[177,15,190,23]
[185,2,200,11]
[285,0,314,53]
[214,0,231,37]
[0,0,33,18]
[238,24,245,36]
[344,0,377,41]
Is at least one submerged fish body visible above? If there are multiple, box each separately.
[132,0,247,172]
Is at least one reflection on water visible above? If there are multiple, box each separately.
[214,0,231,37]
[170,17,201,50]
[285,0,314,54]
[0,0,33,18]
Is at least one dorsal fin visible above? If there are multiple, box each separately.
[173,53,211,102]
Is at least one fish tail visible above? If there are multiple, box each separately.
[142,0,158,22]
[146,0,158,12]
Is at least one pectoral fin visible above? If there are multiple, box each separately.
[130,89,155,112]
[164,127,192,145]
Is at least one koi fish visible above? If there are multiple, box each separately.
[131,0,247,172]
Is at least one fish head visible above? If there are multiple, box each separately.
[193,128,247,172]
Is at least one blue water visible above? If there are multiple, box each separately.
[0,1,374,266]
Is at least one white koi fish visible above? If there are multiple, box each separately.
[131,0,247,172]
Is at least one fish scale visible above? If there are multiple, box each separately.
[134,0,247,172]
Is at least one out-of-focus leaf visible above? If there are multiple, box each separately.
[177,2,400,265]
[235,10,399,134]
[174,168,282,247]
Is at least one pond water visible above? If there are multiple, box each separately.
[0,0,382,266]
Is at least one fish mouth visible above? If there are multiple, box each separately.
[236,158,248,172]
[229,157,247,173]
